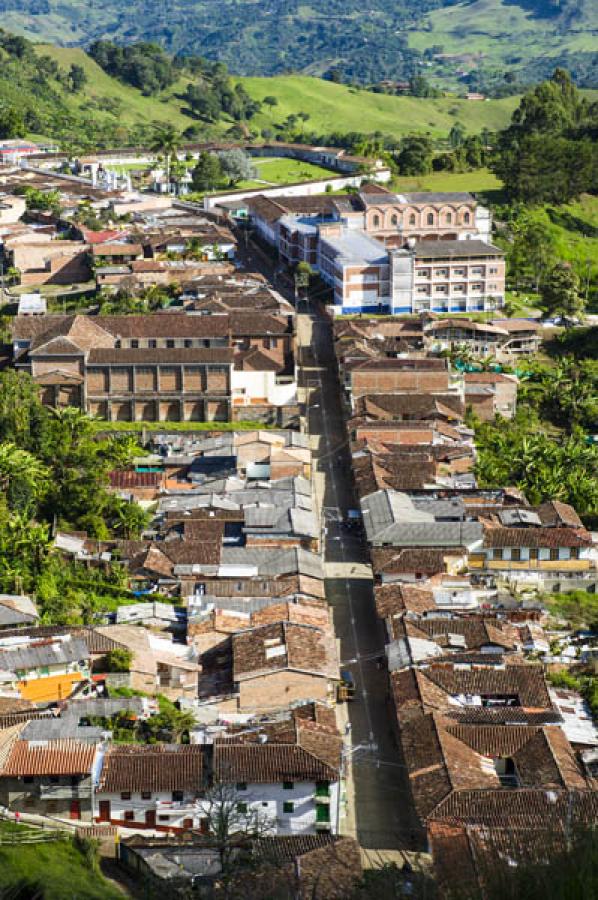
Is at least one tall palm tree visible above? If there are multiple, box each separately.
[150,123,182,189]
[0,443,49,513]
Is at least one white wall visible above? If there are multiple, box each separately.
[96,780,338,835]
[205,174,373,212]
[232,370,297,406]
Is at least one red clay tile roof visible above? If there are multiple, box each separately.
[483,527,592,548]
[213,743,338,783]
[109,471,162,489]
[2,740,96,776]
[97,744,204,793]
[91,243,143,256]
[232,622,337,681]
[88,347,233,365]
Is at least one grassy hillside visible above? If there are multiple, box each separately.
[408,0,598,88]
[0,823,123,900]
[240,76,519,138]
[36,45,197,131]
[0,40,519,147]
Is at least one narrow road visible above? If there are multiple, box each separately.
[297,308,421,860]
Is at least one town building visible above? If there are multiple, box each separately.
[12,313,298,425]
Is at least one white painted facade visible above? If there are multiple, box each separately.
[95,780,338,835]
[231,369,297,407]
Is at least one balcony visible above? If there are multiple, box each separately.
[39,783,88,800]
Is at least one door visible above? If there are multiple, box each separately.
[145,809,156,827]
[70,800,81,820]
[98,800,111,822]
[183,818,193,829]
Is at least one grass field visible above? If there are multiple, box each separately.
[240,76,519,138]
[391,168,502,195]
[0,824,122,900]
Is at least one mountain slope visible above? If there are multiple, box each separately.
[0,35,521,148]
[3,0,597,85]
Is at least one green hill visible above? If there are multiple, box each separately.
[240,76,519,138]
[0,34,523,149]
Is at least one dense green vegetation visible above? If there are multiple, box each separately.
[0,371,151,623]
[473,347,598,521]
[4,0,597,91]
[491,70,598,205]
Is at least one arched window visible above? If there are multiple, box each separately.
[446,212,452,224]
[409,214,416,226]
[427,213,434,226]
[464,212,471,224]
[391,214,398,226]
[373,215,380,228]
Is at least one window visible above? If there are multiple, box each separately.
[446,213,452,224]
[236,782,247,791]
[23,776,34,784]
[409,214,416,225]
[391,214,398,226]
[427,213,434,225]
[283,801,294,814]
[550,549,559,561]
[148,339,157,349]
[237,802,248,813]
[166,339,175,349]
[124,811,135,821]
[570,547,580,560]
[464,212,471,224]
[493,549,503,560]
[172,791,184,802]
[489,267,498,274]
[141,791,152,800]
[529,549,538,560]
[121,792,131,800]
[158,815,170,821]
[131,339,139,349]
[373,215,380,228]
[511,549,521,561]
[184,339,193,348]
[283,781,294,791]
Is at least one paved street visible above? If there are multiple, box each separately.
[297,308,423,860]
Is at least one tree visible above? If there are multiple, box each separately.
[0,371,45,451]
[396,135,434,175]
[0,443,49,515]
[217,148,257,186]
[201,780,275,872]
[185,83,221,122]
[142,703,196,744]
[104,648,133,672]
[263,96,278,108]
[150,123,181,185]
[110,498,150,539]
[0,105,25,139]
[541,262,584,320]
[449,121,466,148]
[68,64,87,93]
[191,151,223,191]
[24,188,62,217]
